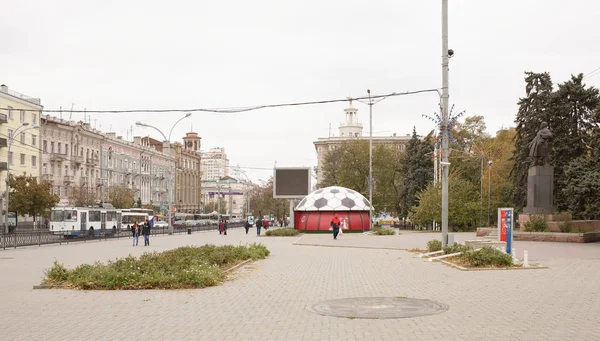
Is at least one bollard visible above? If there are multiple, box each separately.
[523,250,529,268]
[512,248,517,263]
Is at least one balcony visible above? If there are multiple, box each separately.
[42,174,54,182]
[87,157,99,165]
[49,153,63,162]
[63,175,74,184]
[72,155,84,164]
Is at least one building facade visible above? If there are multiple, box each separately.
[0,85,43,197]
[175,132,201,214]
[201,176,247,217]
[313,99,411,186]
[200,147,229,181]
[138,132,201,214]
[41,116,104,205]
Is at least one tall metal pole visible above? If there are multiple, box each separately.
[167,142,173,234]
[216,180,221,224]
[488,163,492,226]
[368,90,373,231]
[441,0,450,247]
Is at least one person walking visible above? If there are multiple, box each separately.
[132,222,140,246]
[330,214,341,240]
[256,218,263,236]
[224,220,228,235]
[142,219,151,246]
[219,220,225,235]
[263,218,269,231]
[244,220,251,234]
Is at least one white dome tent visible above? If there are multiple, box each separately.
[294,186,372,231]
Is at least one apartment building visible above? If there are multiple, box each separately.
[0,85,43,195]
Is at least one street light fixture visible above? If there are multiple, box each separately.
[136,113,192,234]
[4,122,30,234]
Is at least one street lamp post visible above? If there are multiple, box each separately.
[440,0,451,247]
[236,170,252,218]
[487,160,493,227]
[357,90,395,231]
[136,113,191,235]
[4,122,30,234]
[216,179,221,224]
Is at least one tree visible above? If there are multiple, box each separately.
[548,74,599,211]
[319,139,406,214]
[248,178,289,219]
[107,185,135,209]
[398,128,434,218]
[510,72,554,209]
[409,175,481,231]
[68,185,99,207]
[8,175,59,221]
[562,156,600,220]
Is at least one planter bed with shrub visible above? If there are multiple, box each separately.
[265,228,300,237]
[41,243,270,290]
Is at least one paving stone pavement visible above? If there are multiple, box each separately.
[0,228,599,341]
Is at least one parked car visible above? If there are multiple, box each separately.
[154,221,169,228]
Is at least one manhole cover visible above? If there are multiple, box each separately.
[306,297,448,319]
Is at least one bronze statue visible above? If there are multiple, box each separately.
[529,122,552,166]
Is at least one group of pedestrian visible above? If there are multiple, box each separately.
[254,218,271,236]
[131,219,151,246]
[219,219,228,235]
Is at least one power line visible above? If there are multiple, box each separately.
[0,88,441,114]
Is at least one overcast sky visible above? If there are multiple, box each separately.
[2,0,599,183]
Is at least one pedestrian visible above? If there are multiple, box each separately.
[142,219,151,246]
[44,218,49,229]
[224,220,228,235]
[263,218,269,231]
[330,213,340,240]
[219,220,225,235]
[132,222,140,246]
[244,220,251,234]
[256,218,263,236]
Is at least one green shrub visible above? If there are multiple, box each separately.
[553,211,572,222]
[41,243,269,290]
[443,243,471,255]
[523,215,549,232]
[558,221,572,233]
[459,247,513,267]
[427,239,442,252]
[371,227,395,235]
[265,228,300,236]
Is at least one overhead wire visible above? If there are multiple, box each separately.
[0,88,441,114]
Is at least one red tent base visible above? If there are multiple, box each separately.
[294,211,370,231]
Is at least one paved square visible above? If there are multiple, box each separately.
[1,228,599,340]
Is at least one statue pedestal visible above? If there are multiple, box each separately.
[523,166,555,214]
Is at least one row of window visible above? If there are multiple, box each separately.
[5,106,38,125]
[8,129,37,146]
[8,152,37,167]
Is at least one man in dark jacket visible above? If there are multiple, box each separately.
[244,220,251,234]
[330,214,340,240]
[142,219,151,246]
[256,218,263,236]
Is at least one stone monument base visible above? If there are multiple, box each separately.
[522,166,555,214]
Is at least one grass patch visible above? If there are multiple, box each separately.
[371,227,396,235]
[265,228,300,236]
[443,243,472,255]
[41,243,270,290]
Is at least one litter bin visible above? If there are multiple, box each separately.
[187,228,192,235]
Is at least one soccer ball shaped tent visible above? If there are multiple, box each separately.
[294,186,373,231]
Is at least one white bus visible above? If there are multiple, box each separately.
[49,207,121,237]
[121,209,154,231]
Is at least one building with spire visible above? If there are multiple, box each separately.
[313,99,413,186]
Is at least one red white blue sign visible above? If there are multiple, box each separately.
[498,208,514,254]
